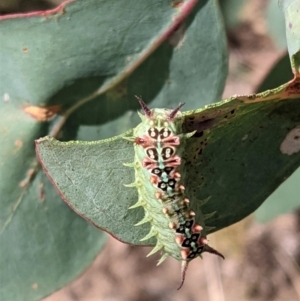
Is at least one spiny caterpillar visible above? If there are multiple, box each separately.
[124,97,224,289]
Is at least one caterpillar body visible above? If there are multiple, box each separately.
[124,97,224,289]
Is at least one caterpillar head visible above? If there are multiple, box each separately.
[135,95,184,122]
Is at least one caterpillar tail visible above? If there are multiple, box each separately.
[177,260,189,290]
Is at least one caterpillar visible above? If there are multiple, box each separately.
[124,97,224,289]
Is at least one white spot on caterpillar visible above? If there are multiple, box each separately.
[148,150,155,159]
[280,126,300,155]
[149,128,156,137]
[162,129,169,137]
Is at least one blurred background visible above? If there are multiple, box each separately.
[1,0,299,300]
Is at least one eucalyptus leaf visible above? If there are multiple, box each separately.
[255,53,300,222]
[36,60,300,244]
[281,0,300,66]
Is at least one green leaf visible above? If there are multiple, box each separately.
[255,54,300,222]
[0,98,107,301]
[36,72,300,245]
[0,172,107,301]
[281,0,300,70]
[0,0,227,300]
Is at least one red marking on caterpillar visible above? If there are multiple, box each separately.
[134,135,154,147]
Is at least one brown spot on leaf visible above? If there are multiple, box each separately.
[106,81,128,100]
[194,131,203,138]
[285,77,300,95]
[248,94,256,100]
[171,1,184,8]
[23,105,61,121]
[39,183,45,202]
[15,140,23,148]
[19,169,35,188]
[22,48,28,53]
[32,283,38,290]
